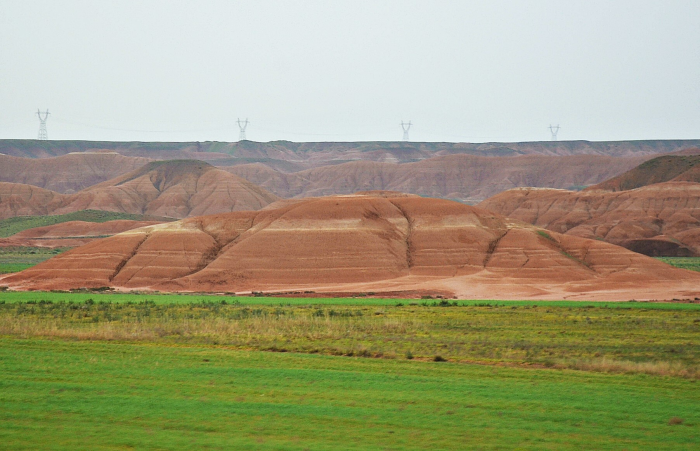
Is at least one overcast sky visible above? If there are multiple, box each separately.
[0,0,698,143]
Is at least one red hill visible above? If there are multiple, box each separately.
[0,160,279,220]
[0,152,150,193]
[479,182,700,256]
[3,192,698,301]
[588,154,700,192]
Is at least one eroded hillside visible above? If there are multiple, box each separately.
[4,192,698,301]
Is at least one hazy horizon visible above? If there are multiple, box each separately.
[1,0,698,143]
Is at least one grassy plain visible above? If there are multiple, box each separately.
[1,298,698,378]
[1,338,698,450]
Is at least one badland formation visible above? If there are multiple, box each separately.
[1,139,699,300]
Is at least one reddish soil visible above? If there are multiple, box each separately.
[225,154,648,203]
[589,154,700,192]
[0,152,150,193]
[3,192,698,301]
[0,183,64,218]
[479,182,700,256]
[0,160,279,220]
[0,220,163,248]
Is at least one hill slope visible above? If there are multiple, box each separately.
[0,210,172,238]
[0,160,280,220]
[226,154,648,203]
[479,182,700,256]
[0,152,150,193]
[0,219,163,248]
[3,192,698,301]
[588,154,700,191]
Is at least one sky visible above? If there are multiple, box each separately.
[0,0,698,143]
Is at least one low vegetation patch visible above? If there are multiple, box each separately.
[1,299,698,378]
[536,230,554,241]
[0,247,70,274]
[657,257,700,272]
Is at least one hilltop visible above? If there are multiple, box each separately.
[2,139,700,169]
[588,153,700,191]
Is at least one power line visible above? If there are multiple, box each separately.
[51,117,228,133]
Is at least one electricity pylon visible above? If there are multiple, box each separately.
[549,124,560,141]
[37,109,50,140]
[237,118,249,141]
[401,120,412,141]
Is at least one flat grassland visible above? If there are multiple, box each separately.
[1,338,698,450]
[1,297,698,377]
[1,293,699,449]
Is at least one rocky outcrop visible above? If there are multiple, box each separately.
[4,192,698,301]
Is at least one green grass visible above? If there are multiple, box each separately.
[0,338,698,450]
[0,247,71,274]
[1,290,700,309]
[1,299,698,377]
[657,257,700,272]
[0,263,33,274]
[0,210,174,238]
[537,230,554,240]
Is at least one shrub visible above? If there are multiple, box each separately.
[537,230,554,241]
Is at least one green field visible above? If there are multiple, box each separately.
[2,290,700,309]
[1,296,699,449]
[657,257,700,272]
[0,247,70,274]
[1,338,698,450]
[0,210,174,238]
[1,297,698,377]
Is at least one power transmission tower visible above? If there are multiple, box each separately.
[37,109,50,140]
[401,120,412,141]
[237,118,249,141]
[549,124,560,141]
